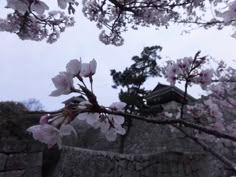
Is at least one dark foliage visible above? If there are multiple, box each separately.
[0,101,43,140]
[111,45,163,112]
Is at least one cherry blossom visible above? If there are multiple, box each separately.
[66,59,82,76]
[27,124,61,148]
[39,114,50,124]
[204,99,223,119]
[27,123,77,148]
[197,69,214,89]
[77,111,126,141]
[57,0,73,10]
[163,54,214,90]
[80,59,97,77]
[75,101,126,141]
[6,0,49,15]
[217,1,236,23]
[5,0,28,13]
[24,54,236,172]
[30,0,49,15]
[3,0,236,45]
[109,102,126,111]
[50,72,74,96]
[104,121,126,141]
[77,112,100,126]
[59,124,77,137]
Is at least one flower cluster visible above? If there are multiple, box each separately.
[1,0,76,43]
[6,0,49,15]
[27,114,77,148]
[3,0,236,45]
[216,1,236,23]
[164,54,214,89]
[50,59,96,96]
[77,102,126,141]
[6,0,74,14]
[28,58,126,147]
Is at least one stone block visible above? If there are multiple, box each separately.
[0,153,7,171]
[26,142,44,153]
[23,167,42,177]
[27,152,42,167]
[0,170,24,177]
[0,141,27,153]
[6,152,42,170]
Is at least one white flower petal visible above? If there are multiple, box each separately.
[89,59,97,75]
[57,0,67,9]
[112,115,125,125]
[39,115,49,124]
[100,121,109,133]
[6,0,29,13]
[31,0,49,15]
[27,124,60,146]
[66,59,82,76]
[110,102,126,111]
[50,72,73,96]
[92,121,101,129]
[60,124,77,136]
[80,59,97,77]
[80,63,90,77]
[105,129,117,141]
[49,89,62,97]
[86,113,99,126]
[115,124,126,135]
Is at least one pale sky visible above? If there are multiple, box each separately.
[0,1,236,111]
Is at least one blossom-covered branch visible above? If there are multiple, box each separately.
[27,53,236,148]
[2,0,236,44]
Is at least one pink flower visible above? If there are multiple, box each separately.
[165,64,180,85]
[76,101,127,142]
[66,59,82,76]
[166,64,181,76]
[80,59,97,77]
[27,123,77,148]
[198,69,213,89]
[39,114,50,124]
[105,123,126,141]
[204,99,223,119]
[50,72,74,96]
[27,124,60,147]
[77,112,100,126]
[109,102,126,111]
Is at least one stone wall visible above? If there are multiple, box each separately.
[123,119,203,154]
[0,139,43,177]
[69,118,204,154]
[52,146,210,177]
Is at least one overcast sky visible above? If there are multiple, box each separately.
[0,1,236,111]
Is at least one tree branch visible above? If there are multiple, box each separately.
[99,107,236,142]
[174,125,236,172]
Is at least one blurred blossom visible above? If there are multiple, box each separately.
[80,59,97,77]
[66,59,82,76]
[50,72,74,96]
